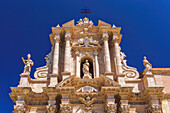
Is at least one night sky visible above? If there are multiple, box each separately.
[1,0,170,112]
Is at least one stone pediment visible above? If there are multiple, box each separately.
[56,75,120,89]
[62,20,74,27]
[98,20,111,27]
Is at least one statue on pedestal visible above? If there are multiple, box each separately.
[22,54,34,74]
[83,60,92,79]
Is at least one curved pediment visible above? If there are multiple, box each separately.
[56,75,120,89]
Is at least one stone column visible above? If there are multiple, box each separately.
[52,33,60,74]
[49,33,60,87]
[113,33,122,74]
[64,31,71,72]
[75,51,80,78]
[62,31,71,80]
[102,31,111,73]
[94,51,99,78]
[47,95,57,113]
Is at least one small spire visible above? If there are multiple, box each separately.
[112,24,116,28]
[56,24,60,27]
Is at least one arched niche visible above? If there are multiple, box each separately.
[80,56,94,78]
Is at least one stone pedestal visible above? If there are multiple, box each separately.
[18,73,30,87]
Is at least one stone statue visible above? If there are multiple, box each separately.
[79,96,96,112]
[143,56,152,71]
[83,60,92,79]
[77,19,83,26]
[22,54,34,74]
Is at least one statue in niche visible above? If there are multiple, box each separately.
[22,54,34,74]
[83,60,92,79]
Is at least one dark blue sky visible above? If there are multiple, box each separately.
[1,0,170,112]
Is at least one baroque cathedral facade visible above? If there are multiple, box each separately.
[10,17,170,113]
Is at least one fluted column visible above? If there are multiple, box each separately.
[102,32,111,73]
[75,51,80,78]
[64,31,71,72]
[113,33,122,74]
[52,33,60,74]
[94,51,99,78]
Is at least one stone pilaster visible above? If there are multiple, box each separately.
[60,94,72,113]
[106,94,117,113]
[75,51,80,78]
[47,95,57,113]
[102,31,111,73]
[62,31,71,80]
[13,96,26,113]
[120,95,130,113]
[113,33,122,74]
[146,95,162,113]
[94,51,99,78]
[49,33,60,87]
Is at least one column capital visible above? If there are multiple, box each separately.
[65,31,71,41]
[94,52,98,56]
[102,31,109,41]
[112,33,119,42]
[54,33,60,43]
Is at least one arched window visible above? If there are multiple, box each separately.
[80,56,94,78]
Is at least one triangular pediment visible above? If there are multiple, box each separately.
[62,20,75,27]
[98,20,111,27]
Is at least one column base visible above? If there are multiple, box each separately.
[61,72,71,80]
[104,72,114,80]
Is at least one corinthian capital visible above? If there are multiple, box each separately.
[112,33,119,42]
[65,31,71,41]
[102,31,109,41]
[54,33,60,43]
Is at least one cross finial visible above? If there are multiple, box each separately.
[81,6,90,17]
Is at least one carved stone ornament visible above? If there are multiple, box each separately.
[145,105,162,113]
[76,86,98,93]
[76,17,94,29]
[22,54,34,74]
[13,105,26,113]
[106,104,117,113]
[74,36,100,47]
[60,104,72,113]
[79,96,96,112]
[120,52,139,79]
[120,105,130,113]
[34,51,53,79]
[47,105,56,113]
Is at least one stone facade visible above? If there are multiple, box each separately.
[9,17,170,113]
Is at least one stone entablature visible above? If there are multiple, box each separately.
[9,17,170,113]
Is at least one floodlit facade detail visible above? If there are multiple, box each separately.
[10,17,170,113]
